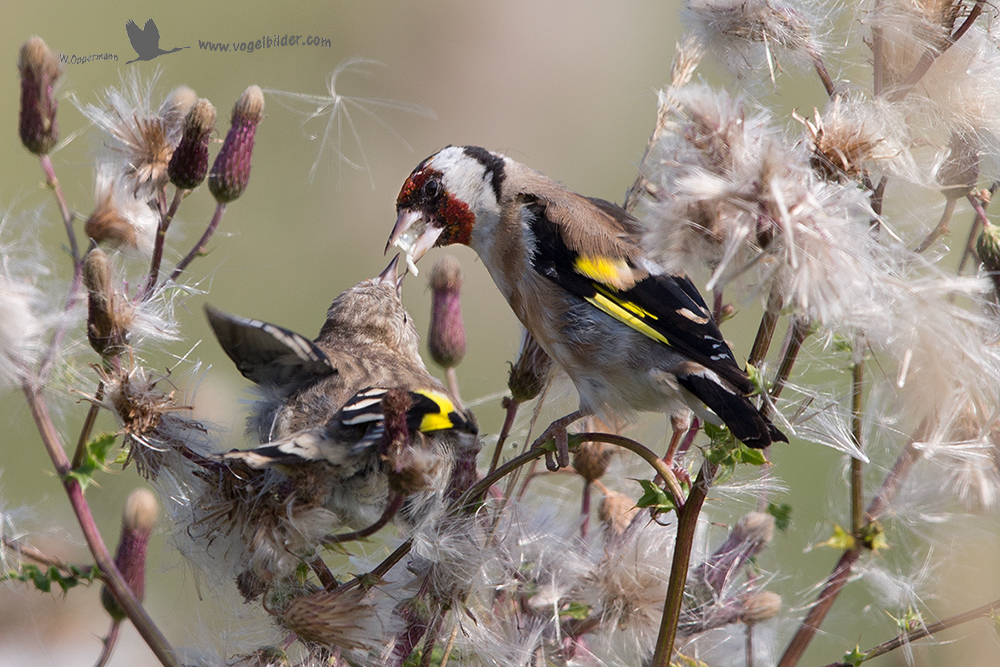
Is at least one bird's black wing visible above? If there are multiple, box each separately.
[224,386,477,466]
[205,305,336,390]
[525,199,752,394]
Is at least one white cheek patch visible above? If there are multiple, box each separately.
[433,147,500,213]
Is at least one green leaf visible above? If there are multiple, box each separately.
[767,502,793,532]
[65,432,118,490]
[737,444,768,466]
[888,606,923,633]
[860,520,888,552]
[746,363,766,394]
[832,334,854,354]
[841,644,867,666]
[819,524,856,550]
[1,563,96,594]
[634,479,677,512]
[559,601,591,621]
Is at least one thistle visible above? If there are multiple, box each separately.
[168,98,216,190]
[101,489,159,621]
[17,37,60,155]
[208,85,264,203]
[82,249,132,358]
[507,329,553,402]
[428,255,467,369]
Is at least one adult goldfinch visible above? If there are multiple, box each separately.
[388,146,785,449]
[207,256,478,529]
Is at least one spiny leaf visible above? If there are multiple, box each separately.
[634,478,677,512]
[767,502,793,531]
[65,432,118,490]
[819,524,856,551]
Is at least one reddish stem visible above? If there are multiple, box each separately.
[169,201,226,283]
[21,381,176,666]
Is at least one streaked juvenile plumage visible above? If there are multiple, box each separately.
[207,256,478,535]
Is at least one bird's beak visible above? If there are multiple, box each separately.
[377,254,405,295]
[386,209,444,277]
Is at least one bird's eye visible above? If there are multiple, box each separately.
[422,178,441,198]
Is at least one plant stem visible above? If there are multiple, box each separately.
[1,535,96,578]
[957,185,996,275]
[650,461,718,667]
[487,397,520,477]
[39,153,79,265]
[871,1,884,97]
[776,423,927,667]
[72,382,105,469]
[769,318,810,406]
[893,0,984,98]
[20,381,177,667]
[821,597,1000,666]
[914,198,958,253]
[169,201,227,283]
[324,494,404,544]
[808,48,836,98]
[749,285,783,367]
[93,620,122,667]
[141,187,186,300]
[444,367,461,406]
[850,344,865,536]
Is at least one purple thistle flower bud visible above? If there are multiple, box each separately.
[168,98,216,190]
[507,329,553,402]
[83,249,132,358]
[101,489,158,621]
[428,255,466,369]
[208,85,264,203]
[17,37,61,155]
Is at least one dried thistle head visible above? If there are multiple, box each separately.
[508,329,554,402]
[208,85,265,203]
[17,36,60,155]
[798,100,884,182]
[573,417,618,483]
[82,248,133,358]
[102,366,203,478]
[281,587,383,652]
[598,488,639,539]
[73,72,191,197]
[85,167,158,256]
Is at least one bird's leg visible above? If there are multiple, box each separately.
[663,413,695,487]
[535,409,588,471]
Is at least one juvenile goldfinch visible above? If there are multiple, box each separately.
[207,256,478,530]
[388,146,786,449]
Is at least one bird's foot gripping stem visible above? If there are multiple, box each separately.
[535,410,588,471]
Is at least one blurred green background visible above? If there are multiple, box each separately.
[1,1,997,665]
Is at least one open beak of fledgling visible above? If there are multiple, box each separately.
[386,208,444,277]
[377,253,406,295]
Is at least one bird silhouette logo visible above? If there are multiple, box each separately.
[125,19,189,64]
